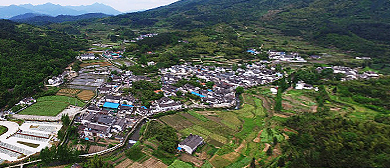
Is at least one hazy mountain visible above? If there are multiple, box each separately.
[0,5,35,19]
[10,13,111,26]
[0,3,121,19]
[19,3,83,16]
[9,13,48,20]
[67,3,122,15]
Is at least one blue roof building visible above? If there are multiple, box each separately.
[121,104,134,107]
[103,102,120,109]
[191,91,206,98]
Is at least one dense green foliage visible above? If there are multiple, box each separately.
[144,121,179,154]
[123,80,163,107]
[39,145,80,165]
[86,155,113,168]
[336,77,390,112]
[0,20,87,109]
[283,112,390,167]
[282,78,390,167]
[125,145,146,161]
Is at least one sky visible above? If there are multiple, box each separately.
[0,0,179,12]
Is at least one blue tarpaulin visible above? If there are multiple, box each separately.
[191,91,206,98]
[103,102,120,109]
[121,104,134,107]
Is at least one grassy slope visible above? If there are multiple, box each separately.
[0,126,7,136]
[19,96,85,116]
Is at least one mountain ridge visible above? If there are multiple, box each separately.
[10,13,112,26]
[0,3,121,19]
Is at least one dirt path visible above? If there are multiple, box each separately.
[179,153,203,167]
[283,128,298,134]
[253,95,272,112]
[253,130,263,143]
[312,105,318,113]
[282,133,289,140]
[235,140,246,153]
[262,143,271,152]
[273,113,290,118]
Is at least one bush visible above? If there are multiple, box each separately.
[125,146,146,161]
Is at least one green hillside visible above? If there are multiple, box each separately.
[102,0,390,72]
[0,20,87,109]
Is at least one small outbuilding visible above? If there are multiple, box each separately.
[178,134,204,154]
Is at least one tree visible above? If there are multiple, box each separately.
[266,146,273,156]
[250,157,256,168]
[61,114,70,126]
[275,89,283,112]
[206,81,214,88]
[232,64,238,71]
[236,86,245,94]
[88,155,112,168]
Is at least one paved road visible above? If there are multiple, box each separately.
[0,121,19,140]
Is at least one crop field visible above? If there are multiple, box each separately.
[80,61,112,67]
[168,160,193,168]
[283,89,318,113]
[56,88,81,97]
[155,92,292,167]
[160,114,193,130]
[77,90,95,101]
[19,96,85,116]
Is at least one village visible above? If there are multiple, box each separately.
[0,47,382,164]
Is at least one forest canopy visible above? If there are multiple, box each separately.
[0,20,87,109]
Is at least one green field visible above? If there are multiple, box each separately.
[18,96,85,116]
[168,160,193,168]
[0,126,7,136]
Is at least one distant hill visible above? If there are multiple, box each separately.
[0,3,121,19]
[10,13,112,26]
[0,5,35,19]
[9,13,48,20]
[66,3,122,16]
[104,0,390,71]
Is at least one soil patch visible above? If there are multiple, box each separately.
[115,158,133,168]
[253,130,263,143]
[262,143,271,152]
[235,140,246,153]
[88,145,107,153]
[282,133,289,140]
[141,157,167,168]
[179,153,204,167]
[283,128,298,134]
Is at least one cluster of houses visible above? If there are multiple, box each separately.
[160,63,282,108]
[77,53,96,60]
[76,112,138,140]
[47,74,65,86]
[246,49,307,62]
[102,50,123,59]
[130,33,159,42]
[316,66,380,81]
[267,50,307,62]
